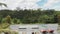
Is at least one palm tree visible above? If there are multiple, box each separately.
[0,3,7,7]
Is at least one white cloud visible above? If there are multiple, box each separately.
[17,0,41,9]
[43,0,60,10]
[0,0,60,10]
[0,0,41,10]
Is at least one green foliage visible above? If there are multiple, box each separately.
[17,19,21,24]
[0,17,2,23]
[13,18,17,24]
[0,23,9,29]
[0,9,59,24]
[0,3,7,7]
[5,15,11,24]
[0,29,18,34]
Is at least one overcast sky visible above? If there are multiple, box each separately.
[0,0,60,10]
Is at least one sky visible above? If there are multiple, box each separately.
[0,0,60,10]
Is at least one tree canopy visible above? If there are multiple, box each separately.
[0,9,59,24]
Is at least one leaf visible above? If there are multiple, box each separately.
[0,3,7,7]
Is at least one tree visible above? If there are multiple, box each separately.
[13,18,17,24]
[5,15,11,24]
[0,17,2,23]
[53,15,58,23]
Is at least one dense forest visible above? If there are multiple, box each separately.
[0,9,60,24]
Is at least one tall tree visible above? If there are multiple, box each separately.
[5,15,11,24]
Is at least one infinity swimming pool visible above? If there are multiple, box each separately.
[10,24,58,34]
